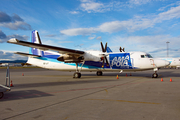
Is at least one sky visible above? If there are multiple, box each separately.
[1,0,180,60]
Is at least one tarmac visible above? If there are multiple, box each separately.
[0,67,180,120]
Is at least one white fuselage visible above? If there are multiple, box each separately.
[27,51,169,72]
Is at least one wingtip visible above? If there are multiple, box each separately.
[7,38,18,43]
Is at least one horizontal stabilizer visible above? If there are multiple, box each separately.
[15,52,41,57]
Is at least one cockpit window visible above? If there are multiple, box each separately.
[141,54,153,58]
[145,54,153,58]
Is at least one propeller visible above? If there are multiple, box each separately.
[100,42,109,68]
[119,47,125,52]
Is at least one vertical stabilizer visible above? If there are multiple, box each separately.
[106,47,113,53]
[30,30,44,56]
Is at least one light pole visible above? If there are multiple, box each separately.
[166,41,169,58]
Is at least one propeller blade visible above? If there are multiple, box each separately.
[105,57,109,66]
[101,42,105,52]
[100,42,109,68]
[119,47,125,52]
[102,58,105,68]
[104,42,107,52]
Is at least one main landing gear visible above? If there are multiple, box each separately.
[73,63,82,78]
[73,72,81,78]
[96,71,103,76]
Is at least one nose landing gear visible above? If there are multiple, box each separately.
[152,72,158,78]
[152,68,159,78]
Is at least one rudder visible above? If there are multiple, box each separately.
[30,30,44,56]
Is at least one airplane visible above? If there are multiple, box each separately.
[160,58,180,69]
[0,60,27,67]
[7,30,170,78]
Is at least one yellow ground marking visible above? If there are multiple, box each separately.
[104,89,108,94]
[87,99,161,105]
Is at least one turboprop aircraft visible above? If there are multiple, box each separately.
[7,30,170,78]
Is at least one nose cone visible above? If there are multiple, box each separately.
[154,59,170,67]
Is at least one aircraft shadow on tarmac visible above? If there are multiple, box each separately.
[1,80,116,101]
[83,69,180,78]
[1,90,53,101]
[157,71,180,77]
[13,79,117,89]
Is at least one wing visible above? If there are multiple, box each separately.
[7,38,85,55]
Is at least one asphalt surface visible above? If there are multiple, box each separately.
[0,67,180,120]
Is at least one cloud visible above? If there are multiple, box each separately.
[80,1,104,13]
[96,36,102,40]
[79,0,114,13]
[110,35,180,57]
[79,0,163,13]
[60,4,180,36]
[61,27,97,36]
[0,11,32,30]
[0,50,27,60]
[0,11,12,23]
[158,1,180,11]
[0,30,28,43]
[69,11,79,14]
[129,0,151,5]
[88,35,96,40]
[155,5,180,22]
[45,34,57,37]
[0,30,6,39]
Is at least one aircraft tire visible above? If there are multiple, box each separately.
[96,71,103,76]
[152,73,158,78]
[0,92,4,99]
[74,72,81,78]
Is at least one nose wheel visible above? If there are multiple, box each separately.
[0,92,4,99]
[152,73,158,78]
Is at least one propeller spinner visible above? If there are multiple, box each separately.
[100,42,109,68]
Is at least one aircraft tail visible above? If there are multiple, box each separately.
[30,30,44,56]
[106,47,113,53]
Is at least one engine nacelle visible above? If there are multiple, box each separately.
[57,54,84,63]
[83,51,101,62]
[57,51,102,63]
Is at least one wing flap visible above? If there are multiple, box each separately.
[8,38,85,55]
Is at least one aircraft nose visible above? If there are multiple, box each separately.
[153,59,170,67]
